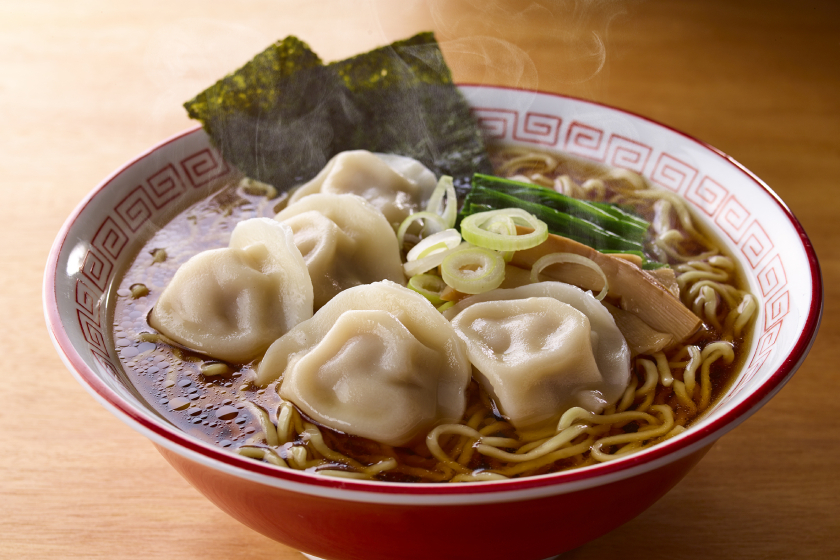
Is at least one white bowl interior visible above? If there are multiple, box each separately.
[47,85,818,490]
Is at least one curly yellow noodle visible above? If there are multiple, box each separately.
[582,178,607,199]
[476,425,589,463]
[317,470,371,480]
[671,380,698,415]
[451,472,510,482]
[492,437,596,477]
[698,343,736,411]
[530,173,557,188]
[652,352,675,387]
[290,404,305,436]
[687,279,740,308]
[287,445,317,470]
[236,446,288,468]
[732,293,758,338]
[636,359,660,396]
[676,262,731,292]
[590,405,675,462]
[495,152,558,176]
[617,375,639,413]
[362,459,399,476]
[275,402,294,444]
[682,345,702,397]
[454,407,489,465]
[426,425,480,474]
[302,423,366,470]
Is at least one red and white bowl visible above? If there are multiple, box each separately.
[44,85,822,560]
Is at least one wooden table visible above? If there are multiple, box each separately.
[3,0,838,557]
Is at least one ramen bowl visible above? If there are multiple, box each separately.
[44,85,821,560]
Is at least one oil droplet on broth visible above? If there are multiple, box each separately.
[169,397,191,411]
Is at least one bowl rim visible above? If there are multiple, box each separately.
[43,83,823,503]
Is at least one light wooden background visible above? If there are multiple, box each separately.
[2,0,838,558]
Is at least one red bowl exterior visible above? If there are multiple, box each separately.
[157,442,711,560]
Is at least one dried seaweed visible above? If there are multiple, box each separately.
[184,36,338,190]
[184,32,491,193]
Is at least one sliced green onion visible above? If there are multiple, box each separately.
[396,211,448,250]
[460,208,548,252]
[403,241,471,277]
[407,274,448,306]
[484,214,516,236]
[441,246,505,294]
[426,175,457,228]
[530,252,609,301]
[436,301,456,313]
[406,229,462,262]
[416,241,447,259]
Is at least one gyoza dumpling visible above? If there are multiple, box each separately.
[149,218,313,363]
[287,150,437,227]
[443,282,630,430]
[275,193,405,309]
[256,281,471,446]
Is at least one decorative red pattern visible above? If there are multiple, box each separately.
[685,176,728,217]
[73,146,239,370]
[737,346,774,389]
[564,122,606,161]
[471,108,516,140]
[714,195,751,243]
[77,309,107,352]
[757,254,787,297]
[75,279,100,320]
[755,320,783,356]
[91,217,129,261]
[739,220,774,269]
[513,112,561,146]
[180,148,231,188]
[605,135,652,174]
[650,153,697,193]
[764,290,790,330]
[746,348,773,374]
[81,248,112,291]
[90,348,119,379]
[146,164,186,208]
[115,186,154,233]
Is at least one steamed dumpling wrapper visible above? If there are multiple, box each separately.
[443,282,630,430]
[256,281,471,446]
[287,150,437,227]
[275,193,405,309]
[149,218,313,363]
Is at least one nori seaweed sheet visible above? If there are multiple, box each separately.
[184,32,491,194]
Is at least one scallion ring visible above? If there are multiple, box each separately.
[396,211,448,251]
[460,208,548,252]
[403,241,471,277]
[530,252,609,301]
[425,175,457,228]
[407,274,448,306]
[481,214,516,262]
[406,229,462,262]
[441,246,505,294]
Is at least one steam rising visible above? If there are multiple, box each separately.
[427,0,630,89]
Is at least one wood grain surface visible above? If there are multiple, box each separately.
[2,0,838,558]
